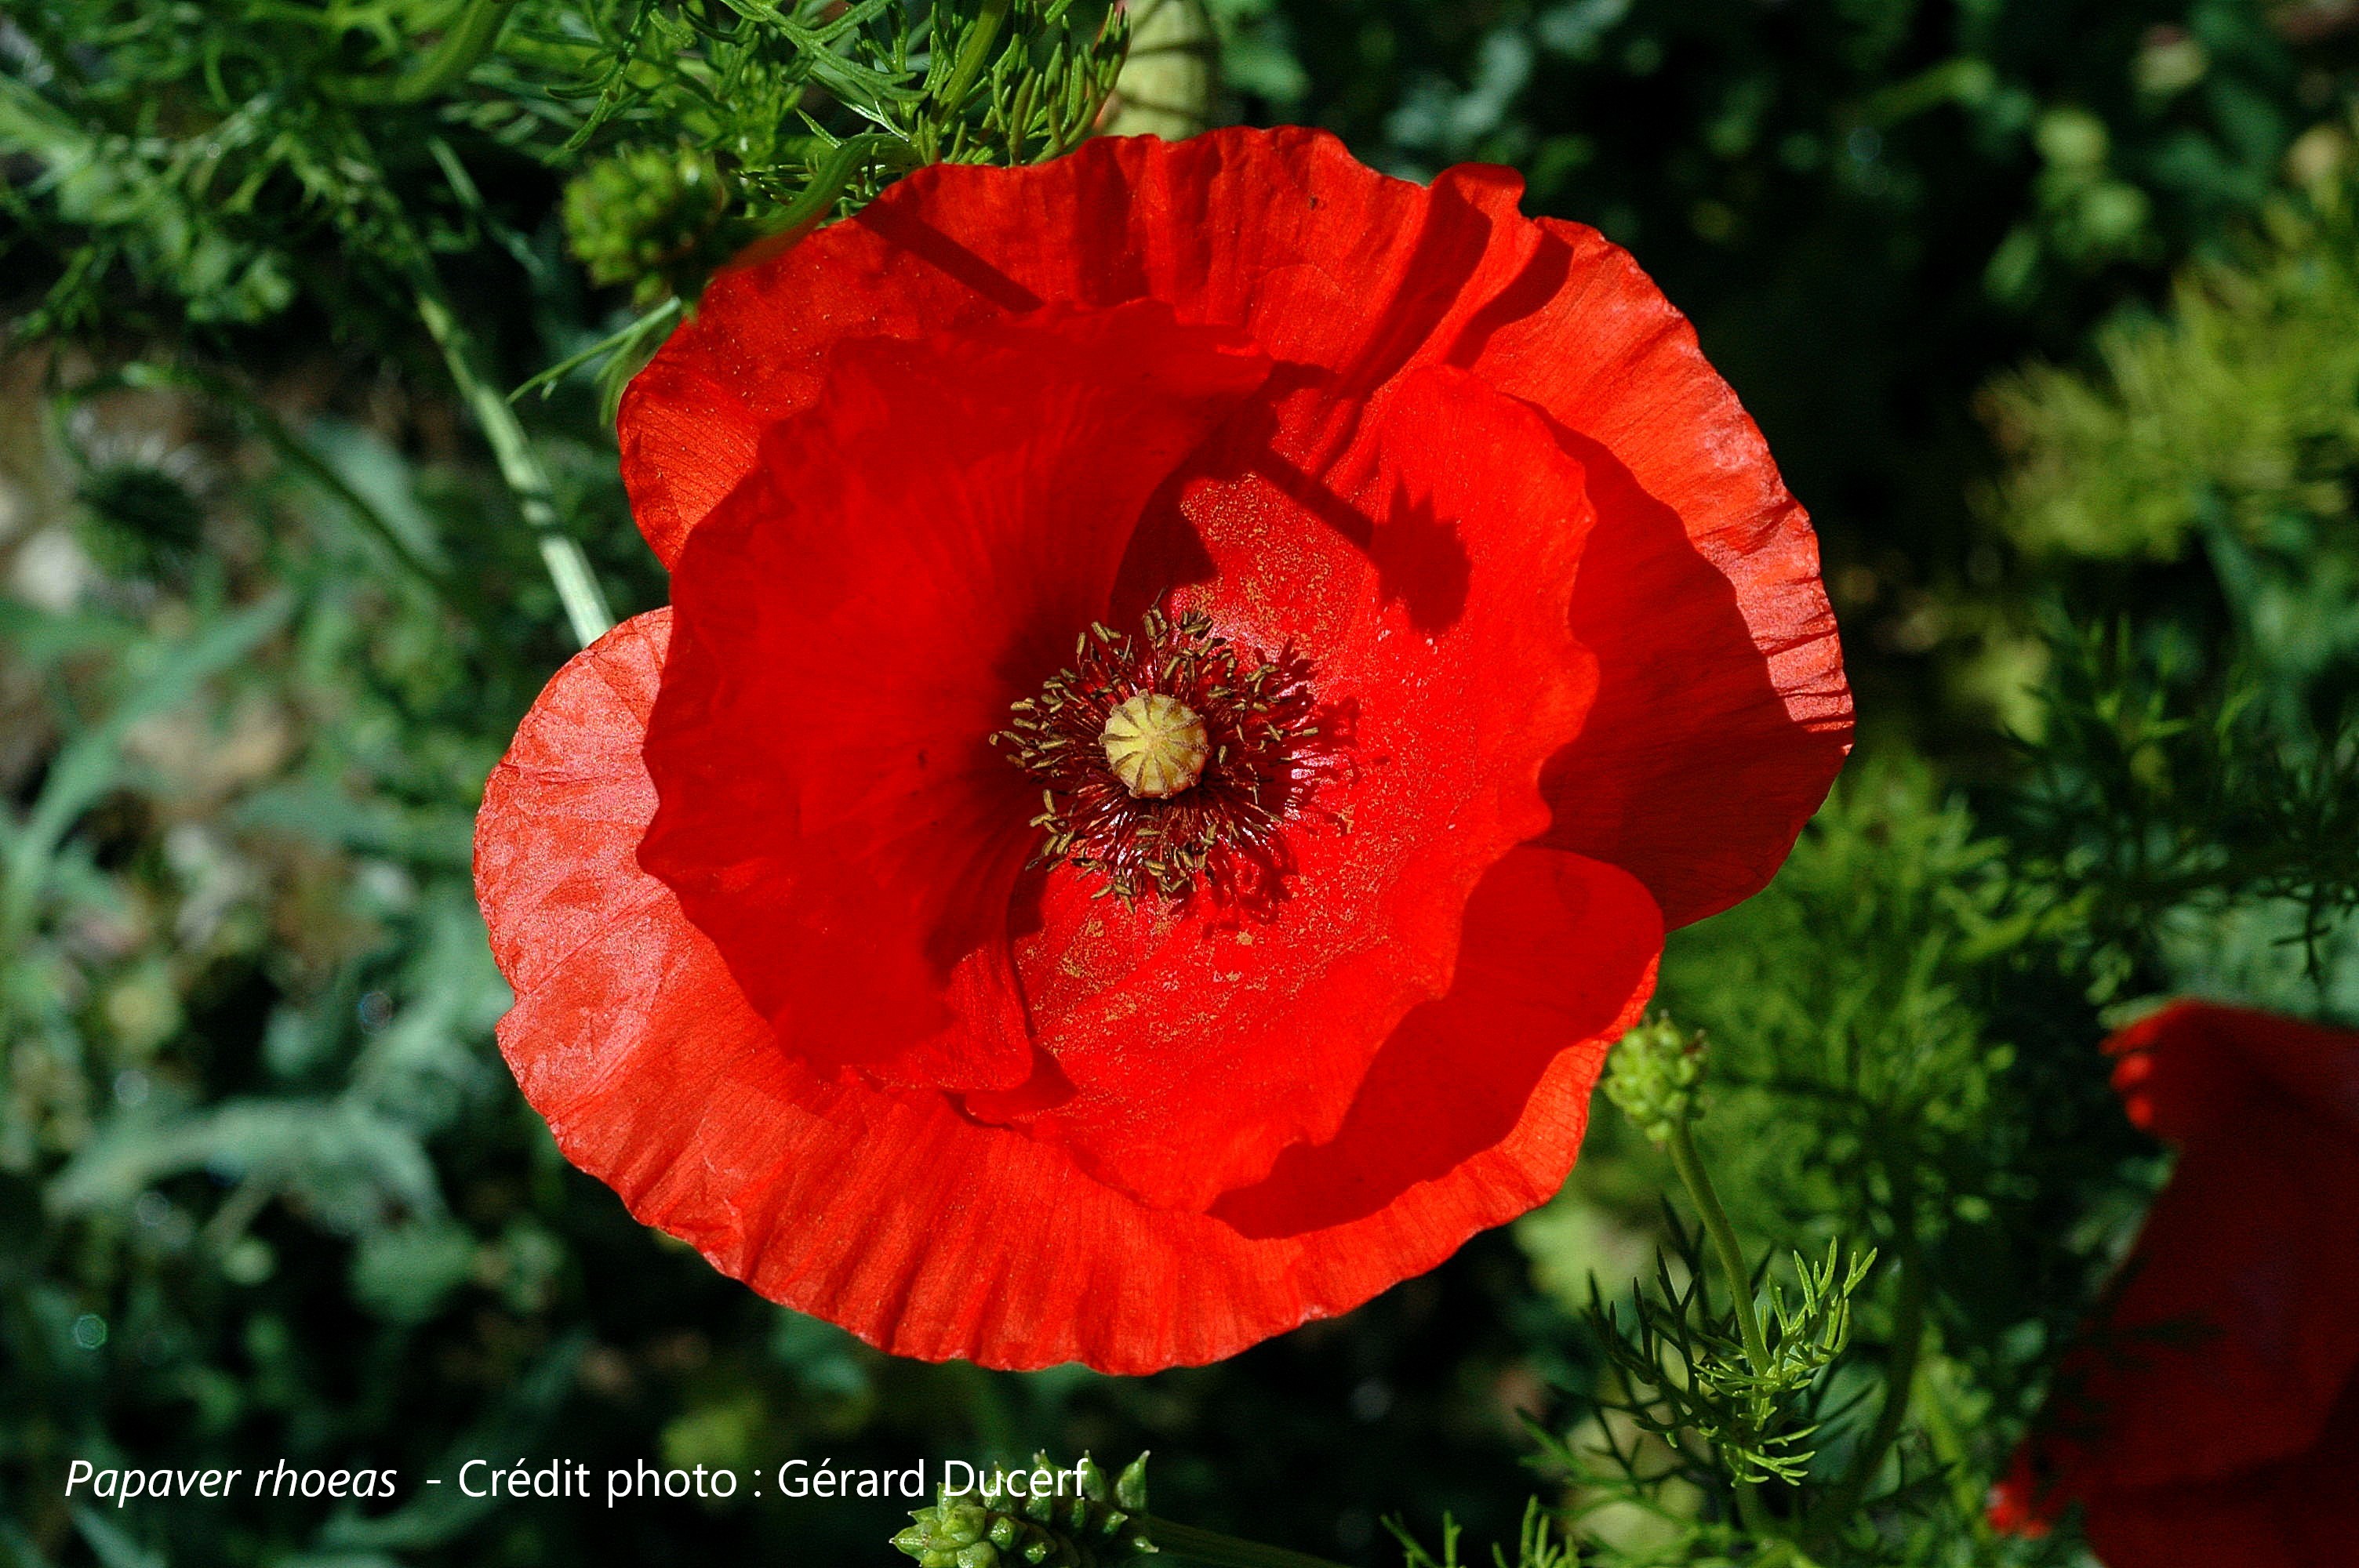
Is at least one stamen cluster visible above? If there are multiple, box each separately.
[996,609,1323,902]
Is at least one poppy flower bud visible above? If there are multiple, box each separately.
[562,143,732,307]
[890,1498,989,1566]
[891,1467,1155,1568]
[1604,1012,1707,1145]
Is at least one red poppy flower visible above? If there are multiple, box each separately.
[474,127,1852,1372]
[1992,1000,2359,1566]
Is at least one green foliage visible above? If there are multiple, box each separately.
[1388,1500,1577,1568]
[1567,1217,1873,1494]
[9,5,2359,1568]
[1977,169,2359,1016]
[1984,169,2359,574]
[1,0,478,336]
[1,0,1124,335]
[2011,617,2359,1011]
[562,143,734,305]
[527,0,1128,394]
[1532,548,2358,1566]
[541,0,1126,178]
[1514,760,2141,1565]
[2,387,571,1561]
[0,0,1130,639]
[1660,762,2056,1231]
[1263,0,2357,747]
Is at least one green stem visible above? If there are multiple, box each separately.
[938,0,1014,116]
[326,0,520,103]
[1667,1121,1770,1374]
[1750,1542,1830,1568]
[936,1361,1020,1463]
[774,132,919,241]
[413,283,615,648]
[1142,1518,1351,1568]
[1665,1118,1783,1539]
[1909,1341,1986,1525]
[1729,1474,1778,1541]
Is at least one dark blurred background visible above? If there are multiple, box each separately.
[5,1,2357,1564]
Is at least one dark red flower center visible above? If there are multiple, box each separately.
[995,608,1325,902]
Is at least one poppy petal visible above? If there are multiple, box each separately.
[2001,1002,2359,1549]
[637,303,1269,1090]
[976,361,1599,1212]
[1208,845,1662,1238]
[618,129,1850,930]
[2107,998,2359,1145]
[1445,213,1852,928]
[2062,1004,2359,1490]
[616,231,980,568]
[474,612,1657,1372]
[2070,1095,2359,1489]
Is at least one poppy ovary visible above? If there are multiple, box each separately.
[1100,692,1209,798]
[994,608,1324,902]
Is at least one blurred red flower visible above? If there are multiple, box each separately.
[473,127,1851,1372]
[1992,1000,2359,1565]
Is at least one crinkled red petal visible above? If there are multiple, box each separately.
[473,611,1660,1372]
[2001,1003,2359,1536]
[968,361,1598,1211]
[637,303,1267,1089]
[617,127,1851,930]
[2062,1094,2359,1488]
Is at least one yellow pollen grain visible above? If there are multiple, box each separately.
[1100,692,1210,799]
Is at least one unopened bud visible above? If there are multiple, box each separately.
[562,143,733,307]
[1604,1012,1707,1145]
[891,1456,1157,1568]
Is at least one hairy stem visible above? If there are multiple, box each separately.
[1667,1121,1771,1374]
[1143,1518,1353,1568]
[1665,1119,1782,1537]
[413,285,616,648]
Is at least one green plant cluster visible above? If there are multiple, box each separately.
[0,0,1123,330]
[1509,611,2354,1561]
[4,4,2357,1568]
[0,0,1129,640]
[892,1454,1154,1568]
